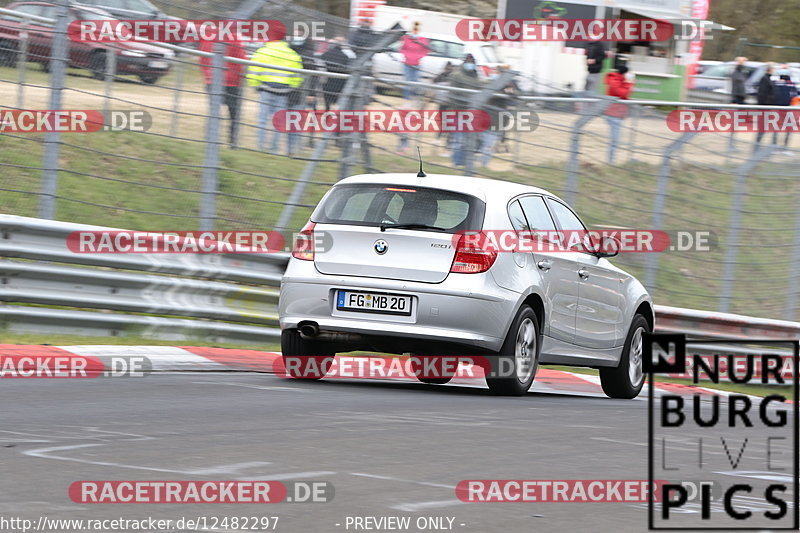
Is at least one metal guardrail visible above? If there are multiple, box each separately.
[0,215,286,344]
[2,214,800,348]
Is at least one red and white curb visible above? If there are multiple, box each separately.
[0,344,739,399]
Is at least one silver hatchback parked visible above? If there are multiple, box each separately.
[279,173,654,397]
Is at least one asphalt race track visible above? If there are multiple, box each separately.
[0,350,794,533]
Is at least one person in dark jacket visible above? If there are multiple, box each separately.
[446,55,484,167]
[287,33,316,153]
[320,37,354,111]
[349,21,376,57]
[585,41,605,93]
[756,63,776,146]
[731,56,747,105]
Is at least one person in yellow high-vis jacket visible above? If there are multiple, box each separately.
[247,39,303,153]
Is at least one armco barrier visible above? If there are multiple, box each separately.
[1,215,799,350]
[0,215,286,344]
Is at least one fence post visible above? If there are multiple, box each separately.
[39,0,69,220]
[15,18,29,109]
[170,54,185,137]
[563,97,610,208]
[718,145,774,313]
[643,131,697,290]
[102,43,117,116]
[199,45,224,232]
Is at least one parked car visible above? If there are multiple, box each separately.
[371,33,502,88]
[0,1,174,84]
[690,60,763,93]
[690,60,800,102]
[71,0,177,21]
[279,173,654,398]
[694,60,723,75]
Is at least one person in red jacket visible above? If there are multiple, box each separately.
[399,22,430,100]
[199,39,248,148]
[604,64,633,164]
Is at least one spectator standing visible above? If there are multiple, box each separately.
[774,67,798,153]
[446,55,484,167]
[755,63,776,147]
[320,37,354,111]
[480,65,519,167]
[731,56,748,105]
[604,64,633,164]
[199,39,247,148]
[247,39,303,153]
[288,33,316,154]
[349,21,376,57]
[585,41,605,93]
[399,22,429,100]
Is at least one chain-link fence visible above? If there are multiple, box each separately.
[1,0,799,321]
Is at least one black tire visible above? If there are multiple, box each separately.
[600,314,649,399]
[280,328,334,380]
[139,74,159,84]
[410,356,453,385]
[485,305,540,396]
[89,51,106,80]
[0,40,18,68]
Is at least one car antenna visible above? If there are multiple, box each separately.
[416,147,426,177]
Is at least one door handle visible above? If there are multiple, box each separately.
[537,260,551,271]
[578,268,589,280]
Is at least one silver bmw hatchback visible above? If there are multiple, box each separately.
[278,173,654,397]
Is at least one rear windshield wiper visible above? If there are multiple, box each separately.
[379,223,447,232]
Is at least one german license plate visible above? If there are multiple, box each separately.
[336,290,412,316]
[148,61,168,69]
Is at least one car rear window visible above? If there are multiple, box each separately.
[312,184,485,232]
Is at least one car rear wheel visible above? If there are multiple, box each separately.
[280,328,335,380]
[485,305,539,396]
[599,314,649,399]
[0,40,18,67]
[139,74,160,84]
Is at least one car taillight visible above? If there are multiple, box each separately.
[450,233,497,274]
[292,221,315,261]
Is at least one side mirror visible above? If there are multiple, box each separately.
[594,235,620,258]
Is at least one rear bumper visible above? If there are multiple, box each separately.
[279,259,517,352]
